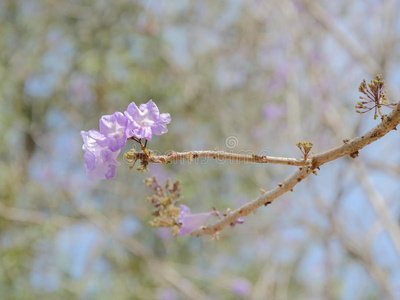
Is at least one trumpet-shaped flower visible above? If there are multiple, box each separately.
[178,205,217,236]
[81,130,120,181]
[125,99,171,141]
[97,112,131,151]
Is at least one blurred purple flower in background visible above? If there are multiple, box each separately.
[125,99,171,141]
[231,277,252,298]
[267,62,291,92]
[157,288,178,300]
[68,74,95,103]
[263,103,287,120]
[178,205,217,236]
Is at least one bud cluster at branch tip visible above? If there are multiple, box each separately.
[296,142,313,160]
[356,75,397,120]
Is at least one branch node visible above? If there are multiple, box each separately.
[350,150,359,159]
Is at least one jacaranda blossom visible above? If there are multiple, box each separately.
[81,100,171,181]
[178,205,217,236]
[125,99,171,141]
[81,130,121,181]
[97,112,132,151]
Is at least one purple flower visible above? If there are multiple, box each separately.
[157,288,178,300]
[97,112,131,151]
[81,130,120,181]
[178,205,217,236]
[263,103,287,120]
[231,278,252,298]
[124,100,171,141]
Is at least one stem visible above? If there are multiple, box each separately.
[136,150,310,167]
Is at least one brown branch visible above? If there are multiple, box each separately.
[131,150,310,167]
[192,102,400,236]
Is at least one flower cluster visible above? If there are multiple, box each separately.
[81,100,171,180]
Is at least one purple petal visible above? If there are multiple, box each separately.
[81,130,106,151]
[178,205,216,236]
[105,164,117,179]
[143,127,153,141]
[108,137,126,152]
[82,138,121,181]
[83,151,96,170]
[179,205,191,220]
[99,112,129,151]
[125,102,142,120]
[152,113,170,136]
[151,123,168,136]
[179,213,212,236]
[144,99,160,118]
[158,113,171,124]
[89,130,105,141]
[134,126,153,141]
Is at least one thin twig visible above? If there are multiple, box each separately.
[140,150,310,166]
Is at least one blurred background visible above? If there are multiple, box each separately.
[1,0,400,299]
